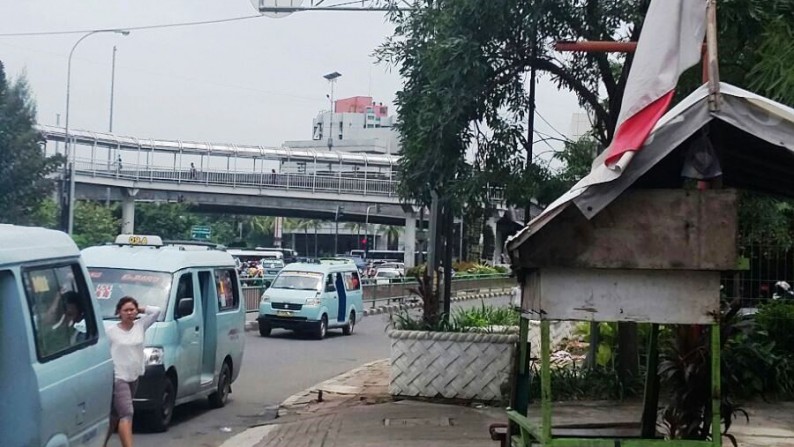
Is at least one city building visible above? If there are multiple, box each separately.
[280,96,400,176]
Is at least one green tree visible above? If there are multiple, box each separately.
[72,201,118,248]
[0,61,63,224]
[379,225,403,250]
[134,202,198,240]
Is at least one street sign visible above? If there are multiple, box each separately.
[191,225,212,240]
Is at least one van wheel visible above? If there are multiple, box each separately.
[145,377,176,432]
[314,314,327,340]
[343,311,355,335]
[208,362,231,408]
[259,321,272,337]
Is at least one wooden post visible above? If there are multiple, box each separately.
[706,0,721,110]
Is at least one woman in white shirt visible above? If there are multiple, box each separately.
[104,296,161,447]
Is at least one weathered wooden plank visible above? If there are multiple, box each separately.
[517,189,737,270]
[521,268,720,324]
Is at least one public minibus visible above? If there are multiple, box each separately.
[81,235,245,432]
[257,260,363,339]
[227,248,283,267]
[0,225,113,447]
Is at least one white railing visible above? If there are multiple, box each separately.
[73,157,398,197]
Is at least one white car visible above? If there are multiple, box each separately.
[374,268,403,285]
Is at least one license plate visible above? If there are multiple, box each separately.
[276,310,293,317]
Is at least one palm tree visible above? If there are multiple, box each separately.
[345,222,363,248]
[379,225,403,250]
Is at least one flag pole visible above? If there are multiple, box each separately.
[705,0,721,111]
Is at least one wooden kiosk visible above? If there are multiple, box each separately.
[504,186,736,446]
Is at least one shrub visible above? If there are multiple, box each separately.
[755,301,794,355]
[389,302,519,332]
[528,364,640,401]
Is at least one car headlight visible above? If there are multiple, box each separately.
[143,347,164,366]
[261,293,271,302]
[305,297,322,306]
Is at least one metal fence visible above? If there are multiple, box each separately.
[73,157,398,197]
[722,244,794,308]
[240,273,514,313]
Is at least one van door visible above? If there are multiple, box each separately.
[324,274,338,324]
[334,272,347,323]
[173,271,203,397]
[198,271,217,386]
[21,262,109,447]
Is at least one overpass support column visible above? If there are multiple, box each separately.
[121,188,139,234]
[404,214,417,269]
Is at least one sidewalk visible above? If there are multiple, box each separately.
[228,360,794,447]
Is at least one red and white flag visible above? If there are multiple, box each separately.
[604,0,707,168]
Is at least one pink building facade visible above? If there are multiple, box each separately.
[334,96,389,118]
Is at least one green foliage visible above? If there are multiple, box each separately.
[755,301,794,356]
[737,192,794,246]
[0,62,63,225]
[29,198,59,228]
[389,302,519,332]
[378,0,650,209]
[71,201,118,249]
[134,202,198,240]
[528,365,634,402]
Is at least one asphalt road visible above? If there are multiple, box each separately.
[112,295,509,447]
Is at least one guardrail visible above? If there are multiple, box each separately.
[240,273,514,313]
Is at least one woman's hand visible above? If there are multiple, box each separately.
[137,305,146,313]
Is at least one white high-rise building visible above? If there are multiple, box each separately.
[280,96,400,175]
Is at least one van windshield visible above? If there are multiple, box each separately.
[271,272,323,291]
[88,268,172,320]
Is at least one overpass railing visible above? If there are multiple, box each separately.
[240,273,514,312]
[73,156,398,197]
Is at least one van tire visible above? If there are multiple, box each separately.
[342,311,355,335]
[314,314,327,340]
[258,321,272,337]
[208,362,232,408]
[145,376,176,432]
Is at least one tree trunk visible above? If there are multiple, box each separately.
[617,322,640,394]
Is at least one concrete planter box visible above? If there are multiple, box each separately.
[388,329,518,402]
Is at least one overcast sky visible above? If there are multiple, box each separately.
[0,0,582,153]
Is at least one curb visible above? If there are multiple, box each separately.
[276,358,389,418]
[243,289,512,331]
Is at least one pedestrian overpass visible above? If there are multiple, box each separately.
[38,125,518,266]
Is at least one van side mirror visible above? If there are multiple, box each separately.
[177,297,194,318]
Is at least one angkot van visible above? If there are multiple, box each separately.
[0,225,113,447]
[257,260,363,339]
[81,235,245,431]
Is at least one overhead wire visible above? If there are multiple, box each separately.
[0,14,264,38]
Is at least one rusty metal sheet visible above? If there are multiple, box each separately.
[517,189,737,270]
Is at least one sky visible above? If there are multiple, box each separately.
[0,0,583,154]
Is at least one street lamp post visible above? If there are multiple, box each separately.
[62,29,129,234]
[364,205,374,259]
[323,71,341,151]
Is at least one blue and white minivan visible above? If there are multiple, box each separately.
[81,235,245,432]
[257,260,363,339]
[0,225,113,447]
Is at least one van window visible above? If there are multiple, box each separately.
[325,274,336,292]
[22,263,98,361]
[344,271,361,291]
[215,269,239,311]
[89,268,172,320]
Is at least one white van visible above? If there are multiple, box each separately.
[0,225,113,447]
[82,236,245,431]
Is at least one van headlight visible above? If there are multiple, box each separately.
[261,293,271,302]
[144,347,164,366]
[305,297,322,306]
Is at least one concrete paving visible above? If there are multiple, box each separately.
[239,360,794,447]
